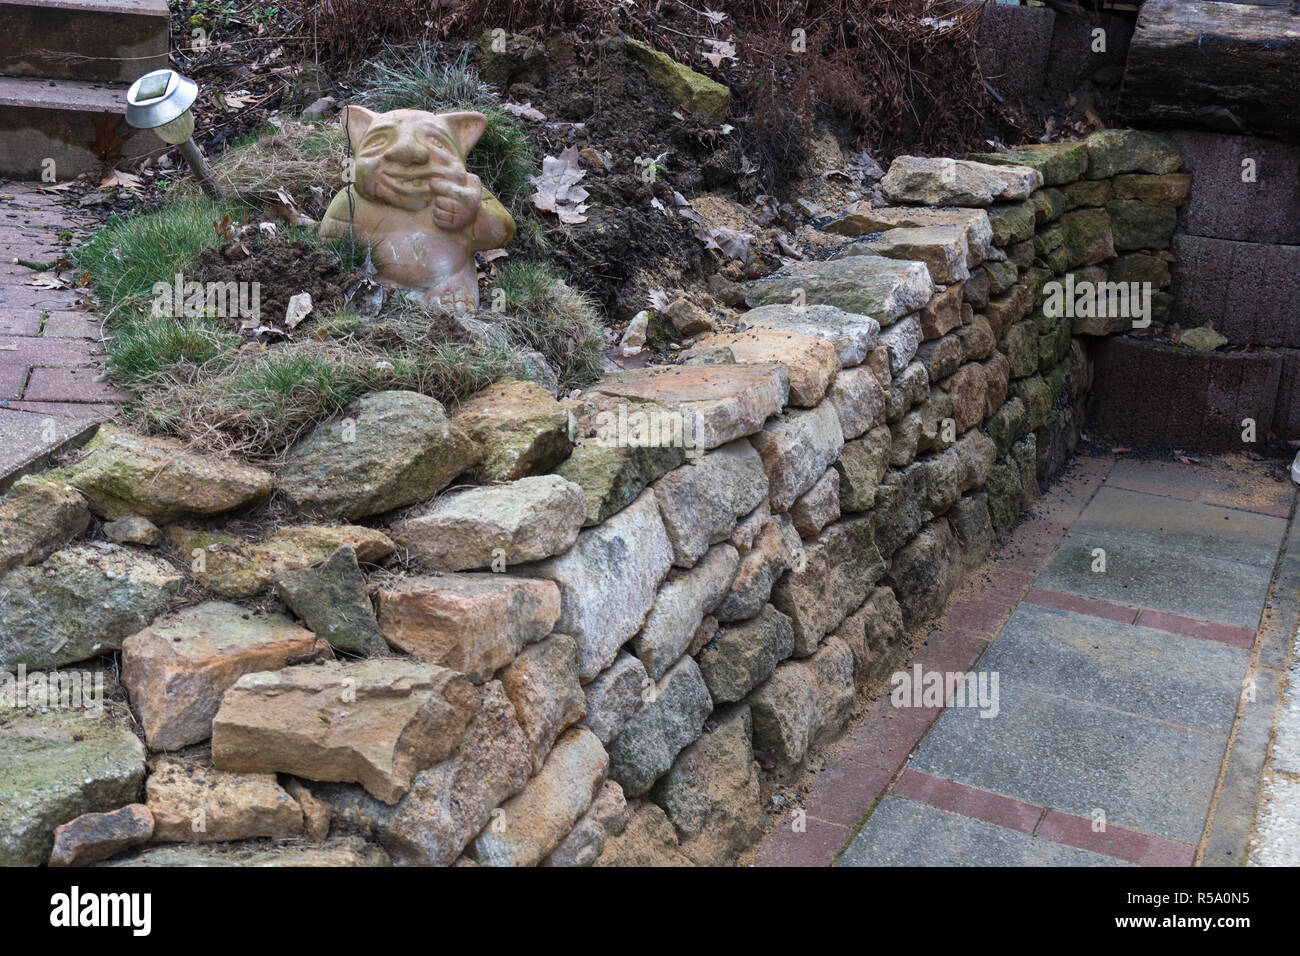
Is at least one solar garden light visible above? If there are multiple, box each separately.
[125,69,222,198]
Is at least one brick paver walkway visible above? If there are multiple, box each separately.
[0,181,122,487]
[757,453,1300,867]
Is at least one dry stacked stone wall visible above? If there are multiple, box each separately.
[1,130,1189,868]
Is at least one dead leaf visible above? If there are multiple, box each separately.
[223,92,256,109]
[284,292,313,329]
[214,215,234,240]
[529,147,589,224]
[648,289,670,311]
[26,275,68,289]
[100,169,143,190]
[502,102,547,122]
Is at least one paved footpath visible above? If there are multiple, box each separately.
[0,181,124,487]
[757,453,1300,867]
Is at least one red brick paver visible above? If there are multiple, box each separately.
[0,181,116,486]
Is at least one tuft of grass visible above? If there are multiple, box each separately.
[490,261,605,391]
[75,198,241,320]
[360,44,536,218]
[130,336,527,459]
[105,315,238,388]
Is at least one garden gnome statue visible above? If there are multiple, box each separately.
[320,105,516,311]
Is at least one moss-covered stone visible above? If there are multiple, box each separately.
[968,141,1090,186]
[625,38,730,121]
[1059,208,1115,269]
[1084,130,1181,179]
[1106,200,1178,251]
[0,709,146,866]
[1009,375,1052,430]
[1108,252,1169,286]
[1113,173,1192,207]
[985,397,1027,458]
[986,200,1036,245]
[1030,187,1067,225]
[1060,178,1113,210]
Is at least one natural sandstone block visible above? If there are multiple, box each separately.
[650,704,762,865]
[885,360,930,423]
[473,726,609,867]
[67,426,272,523]
[146,755,304,843]
[689,331,839,406]
[49,805,153,867]
[916,334,963,383]
[377,573,560,682]
[592,363,789,451]
[1113,172,1191,207]
[524,488,673,681]
[847,225,970,284]
[274,547,389,657]
[743,255,934,325]
[0,474,90,576]
[501,634,587,773]
[451,379,573,482]
[749,403,844,513]
[887,519,963,627]
[881,156,1043,206]
[823,206,992,266]
[608,656,713,797]
[0,544,184,671]
[835,425,891,513]
[789,468,841,538]
[826,365,886,440]
[166,523,396,599]
[1061,178,1112,210]
[872,462,927,559]
[389,475,586,571]
[967,141,1089,186]
[889,410,922,467]
[1106,199,1177,251]
[632,543,738,680]
[278,391,480,520]
[212,658,479,805]
[698,605,795,704]
[999,320,1040,379]
[714,514,801,622]
[771,515,885,657]
[738,303,880,367]
[879,313,923,375]
[652,439,768,568]
[982,352,1011,418]
[1,708,146,867]
[985,200,1037,246]
[542,780,631,867]
[582,652,650,745]
[312,679,533,866]
[984,283,1030,338]
[122,601,332,751]
[920,283,963,340]
[1084,129,1181,179]
[748,637,855,768]
[950,492,994,569]
[942,363,989,434]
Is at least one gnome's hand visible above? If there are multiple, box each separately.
[430,170,483,232]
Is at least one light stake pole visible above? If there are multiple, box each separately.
[124,69,222,199]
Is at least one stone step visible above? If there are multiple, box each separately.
[0,0,169,83]
[0,75,156,180]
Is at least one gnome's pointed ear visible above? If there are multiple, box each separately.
[440,111,489,156]
[340,104,379,151]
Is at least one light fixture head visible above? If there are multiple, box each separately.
[125,69,199,134]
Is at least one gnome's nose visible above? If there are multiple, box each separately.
[389,137,430,167]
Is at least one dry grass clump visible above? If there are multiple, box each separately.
[171,121,348,217]
[128,333,527,461]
